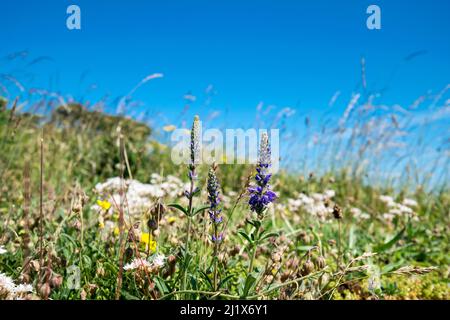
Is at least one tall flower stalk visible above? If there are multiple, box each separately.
[248,132,276,219]
[240,132,277,276]
[185,115,201,253]
[183,115,200,291]
[207,166,222,290]
[169,116,208,296]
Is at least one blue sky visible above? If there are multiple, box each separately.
[1,0,449,184]
[1,0,449,125]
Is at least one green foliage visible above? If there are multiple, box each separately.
[0,99,448,300]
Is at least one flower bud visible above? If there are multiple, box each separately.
[30,260,40,272]
[38,283,51,298]
[302,259,314,275]
[51,274,63,288]
[332,204,343,219]
[316,256,326,269]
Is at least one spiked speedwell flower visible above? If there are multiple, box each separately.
[190,115,201,169]
[207,167,223,242]
[248,132,276,217]
[186,115,201,198]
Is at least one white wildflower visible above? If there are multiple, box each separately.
[13,284,33,294]
[379,195,395,206]
[93,175,188,216]
[123,258,152,271]
[402,198,418,207]
[324,189,336,199]
[0,273,15,293]
[152,254,166,268]
[0,273,33,300]
[397,204,413,214]
[0,245,7,255]
[350,207,370,220]
[350,207,362,216]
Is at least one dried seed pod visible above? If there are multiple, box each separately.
[38,283,51,298]
[163,255,177,278]
[286,258,299,269]
[229,245,240,256]
[301,259,315,275]
[96,265,105,277]
[80,288,87,300]
[147,218,158,231]
[271,252,282,263]
[29,260,40,272]
[280,271,291,282]
[72,219,81,230]
[19,273,31,284]
[332,204,343,219]
[151,201,166,217]
[297,231,311,244]
[316,256,326,269]
[124,247,133,263]
[51,274,63,288]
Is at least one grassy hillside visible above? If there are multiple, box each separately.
[0,99,448,300]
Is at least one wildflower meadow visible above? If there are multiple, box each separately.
[0,1,449,303]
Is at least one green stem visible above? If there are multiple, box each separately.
[337,220,342,270]
[248,244,257,275]
[182,216,192,294]
[248,225,259,275]
[213,223,219,291]
[213,244,218,291]
[182,169,195,296]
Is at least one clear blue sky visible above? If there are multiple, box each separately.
[1,0,449,127]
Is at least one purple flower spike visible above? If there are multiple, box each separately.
[207,167,224,243]
[248,132,277,217]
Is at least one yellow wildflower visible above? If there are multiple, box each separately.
[97,199,111,211]
[167,217,176,223]
[114,227,120,236]
[98,222,105,229]
[140,233,157,252]
[141,232,150,244]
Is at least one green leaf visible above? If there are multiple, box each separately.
[238,230,253,244]
[190,274,198,291]
[168,203,188,215]
[259,232,279,242]
[218,274,234,289]
[192,205,210,217]
[199,270,214,290]
[242,274,256,297]
[153,276,170,294]
[375,227,406,252]
[246,219,261,229]
[121,290,140,300]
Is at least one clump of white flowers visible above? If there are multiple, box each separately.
[350,207,370,220]
[92,174,189,216]
[0,273,33,300]
[123,258,152,271]
[379,195,419,222]
[123,254,166,272]
[286,189,336,221]
[0,245,7,255]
